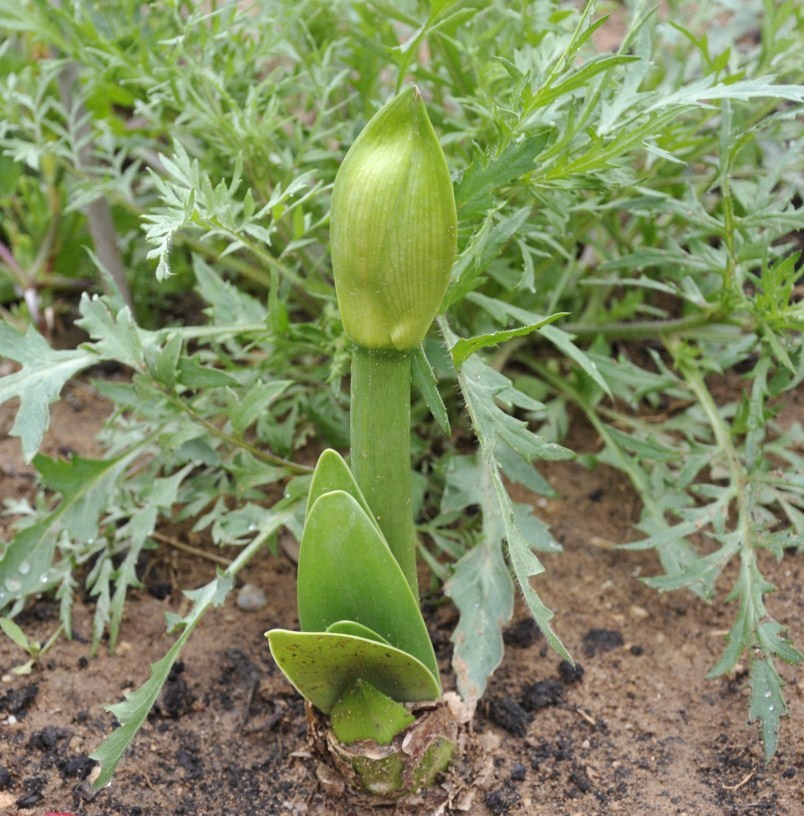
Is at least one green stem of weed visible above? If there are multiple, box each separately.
[161,390,312,475]
[669,341,762,661]
[350,344,418,596]
[560,311,743,340]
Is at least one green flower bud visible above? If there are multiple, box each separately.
[330,86,457,352]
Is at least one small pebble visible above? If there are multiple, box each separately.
[237,583,267,611]
[629,605,649,620]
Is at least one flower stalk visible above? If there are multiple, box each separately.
[331,85,456,593]
[350,345,417,593]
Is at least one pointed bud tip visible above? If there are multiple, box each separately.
[331,86,457,351]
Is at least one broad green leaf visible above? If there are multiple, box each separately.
[266,630,440,714]
[0,323,97,461]
[330,678,414,745]
[297,490,439,682]
[305,449,378,531]
[326,620,390,645]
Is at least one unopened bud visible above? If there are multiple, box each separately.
[330,86,457,351]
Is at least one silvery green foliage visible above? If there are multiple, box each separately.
[0,0,801,778]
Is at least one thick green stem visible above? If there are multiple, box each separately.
[350,345,418,596]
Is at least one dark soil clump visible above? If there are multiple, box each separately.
[521,678,565,711]
[582,627,625,657]
[484,696,531,737]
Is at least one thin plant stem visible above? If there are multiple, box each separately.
[350,345,418,595]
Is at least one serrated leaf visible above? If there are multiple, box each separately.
[90,570,234,788]
[176,356,241,389]
[756,620,804,666]
[0,323,97,461]
[496,442,556,497]
[0,450,141,614]
[749,658,787,762]
[468,293,612,397]
[34,453,127,542]
[451,312,568,369]
[229,379,292,436]
[456,131,551,219]
[88,506,291,790]
[411,345,450,436]
[456,350,573,463]
[488,463,570,660]
[0,521,56,613]
[193,256,267,325]
[441,454,484,514]
[76,295,152,371]
[647,77,804,112]
[447,207,532,306]
[445,463,514,702]
[442,316,571,690]
[146,333,183,388]
[526,54,641,113]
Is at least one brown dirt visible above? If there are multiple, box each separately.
[0,384,802,816]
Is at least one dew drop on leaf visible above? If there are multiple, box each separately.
[4,577,22,593]
[17,560,31,575]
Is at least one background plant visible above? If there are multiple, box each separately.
[0,0,801,784]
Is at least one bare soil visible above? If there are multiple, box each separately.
[0,384,802,816]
